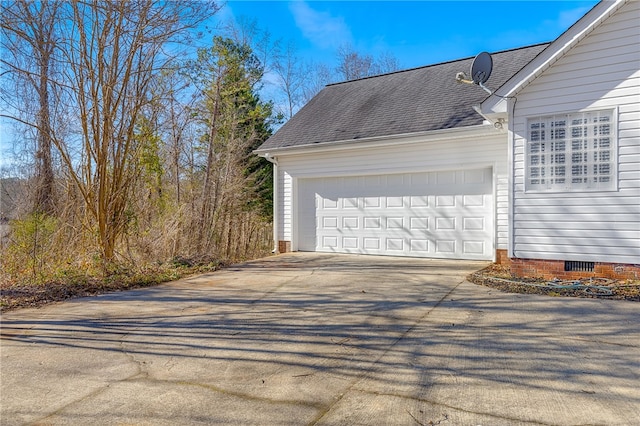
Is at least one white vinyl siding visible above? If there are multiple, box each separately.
[511,0,640,263]
[276,169,292,241]
[275,130,508,254]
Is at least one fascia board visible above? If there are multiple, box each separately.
[481,0,626,115]
[254,124,498,157]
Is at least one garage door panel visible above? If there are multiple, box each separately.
[386,238,404,251]
[463,194,485,206]
[410,196,429,207]
[386,196,404,208]
[464,240,486,256]
[364,197,381,208]
[343,217,359,229]
[410,239,430,252]
[343,237,358,249]
[410,217,429,230]
[298,169,494,260]
[435,216,456,230]
[435,240,456,254]
[463,217,485,230]
[344,197,359,209]
[363,238,380,250]
[435,195,456,207]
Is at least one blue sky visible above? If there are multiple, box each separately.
[217,0,599,69]
[0,1,601,171]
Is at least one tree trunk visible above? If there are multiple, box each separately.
[198,81,221,254]
[34,62,55,215]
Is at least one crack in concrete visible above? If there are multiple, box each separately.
[172,379,325,410]
[29,328,147,424]
[358,388,552,426]
[119,328,152,380]
[30,383,113,424]
[308,279,467,426]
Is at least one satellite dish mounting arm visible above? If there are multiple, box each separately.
[478,81,493,95]
[456,51,494,94]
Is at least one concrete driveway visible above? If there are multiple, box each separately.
[1,253,638,425]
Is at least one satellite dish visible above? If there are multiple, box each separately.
[471,52,493,85]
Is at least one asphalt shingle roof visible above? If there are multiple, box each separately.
[258,43,549,151]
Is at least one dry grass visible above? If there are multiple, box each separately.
[0,259,227,312]
[5,260,637,313]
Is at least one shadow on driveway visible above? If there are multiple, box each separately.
[1,253,638,425]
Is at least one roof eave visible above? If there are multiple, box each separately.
[255,124,499,157]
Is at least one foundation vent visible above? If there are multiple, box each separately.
[564,261,594,272]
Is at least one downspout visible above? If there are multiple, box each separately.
[507,97,517,259]
[472,104,506,262]
[263,153,279,253]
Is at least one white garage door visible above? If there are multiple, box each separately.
[297,168,494,260]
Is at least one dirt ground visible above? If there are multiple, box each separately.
[2,262,638,313]
[0,261,225,312]
[469,263,640,302]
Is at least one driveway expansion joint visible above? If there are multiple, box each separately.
[2,253,638,425]
[309,278,467,425]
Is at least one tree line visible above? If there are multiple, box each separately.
[0,0,398,281]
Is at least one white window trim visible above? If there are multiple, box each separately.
[525,108,618,193]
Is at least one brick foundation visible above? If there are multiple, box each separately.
[495,250,640,280]
[495,249,510,265]
[278,240,291,254]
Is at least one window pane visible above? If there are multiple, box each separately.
[527,110,614,191]
[529,142,540,153]
[598,163,610,175]
[571,126,584,138]
[598,124,610,135]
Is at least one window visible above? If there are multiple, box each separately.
[526,110,616,191]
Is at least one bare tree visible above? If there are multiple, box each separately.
[336,44,375,81]
[0,0,280,282]
[376,51,400,75]
[272,41,310,119]
[223,16,273,79]
[302,62,334,103]
[335,44,400,81]
[1,0,62,215]
[51,0,217,266]
[156,69,195,207]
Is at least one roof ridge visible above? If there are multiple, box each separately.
[326,41,552,87]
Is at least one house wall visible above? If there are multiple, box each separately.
[274,130,508,254]
[276,169,293,242]
[511,0,640,265]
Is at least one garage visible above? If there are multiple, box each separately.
[297,168,494,260]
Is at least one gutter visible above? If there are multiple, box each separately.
[254,124,497,157]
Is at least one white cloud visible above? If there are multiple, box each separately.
[556,5,594,30]
[209,2,238,35]
[484,4,594,52]
[289,1,353,50]
[215,2,236,25]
